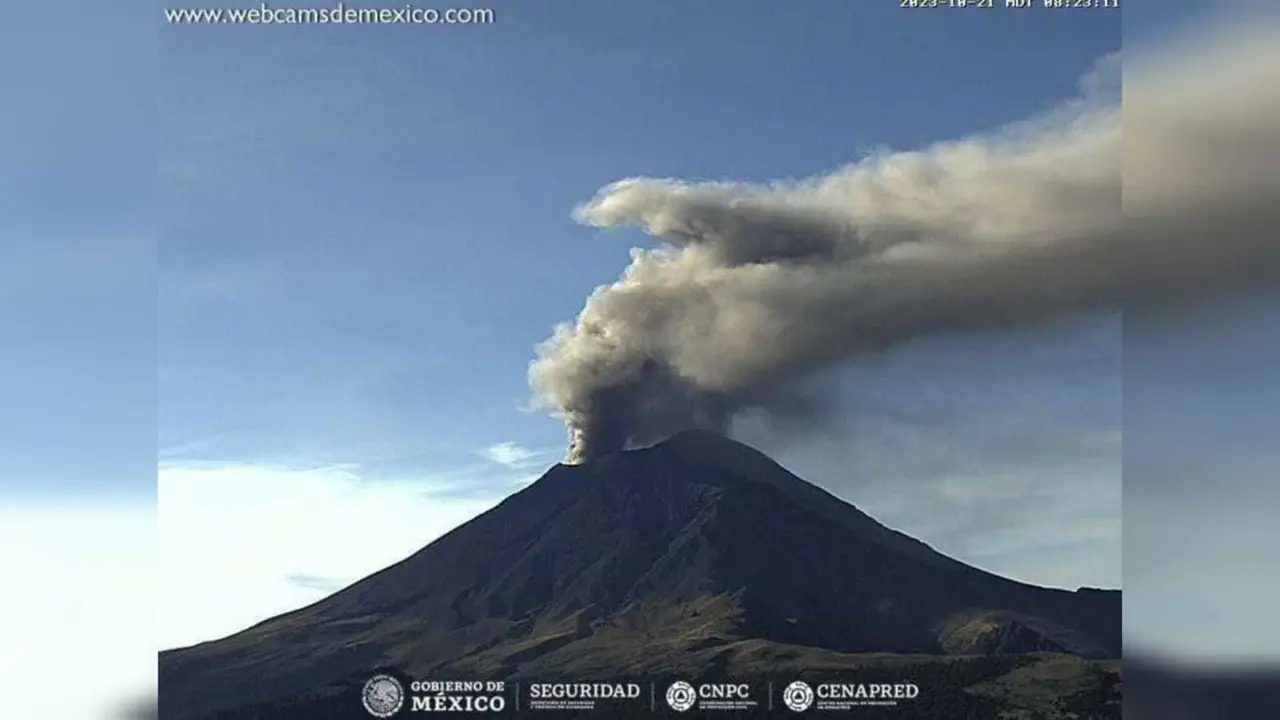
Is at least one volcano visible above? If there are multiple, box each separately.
[159,430,1121,718]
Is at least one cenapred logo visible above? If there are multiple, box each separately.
[665,680,697,712]
[782,680,814,712]
[362,674,405,718]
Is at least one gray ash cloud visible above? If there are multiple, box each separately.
[531,25,1280,463]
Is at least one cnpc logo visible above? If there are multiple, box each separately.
[665,681,753,711]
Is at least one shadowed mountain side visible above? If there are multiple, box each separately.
[159,430,1119,719]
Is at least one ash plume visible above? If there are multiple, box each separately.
[531,24,1280,464]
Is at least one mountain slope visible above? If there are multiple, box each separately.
[159,429,1120,718]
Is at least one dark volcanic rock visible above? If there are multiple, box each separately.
[159,429,1120,718]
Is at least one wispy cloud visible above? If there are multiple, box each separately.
[159,462,500,649]
[285,573,353,593]
[479,441,546,470]
[422,472,543,502]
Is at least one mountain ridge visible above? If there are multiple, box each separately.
[160,429,1120,719]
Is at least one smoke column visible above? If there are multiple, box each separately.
[531,25,1280,464]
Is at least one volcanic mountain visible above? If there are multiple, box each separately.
[159,429,1121,718]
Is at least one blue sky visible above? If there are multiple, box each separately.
[1,0,153,505]
[160,0,1120,471]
